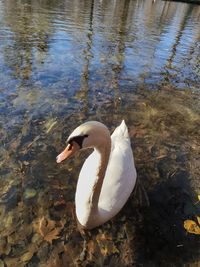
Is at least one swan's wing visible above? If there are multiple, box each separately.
[98,121,137,218]
[111,120,129,139]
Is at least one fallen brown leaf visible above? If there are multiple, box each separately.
[35,217,65,244]
[184,219,200,235]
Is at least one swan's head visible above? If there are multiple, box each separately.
[56,121,110,163]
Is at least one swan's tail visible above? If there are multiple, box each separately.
[111,120,129,138]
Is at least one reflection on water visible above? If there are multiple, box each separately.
[0,0,200,266]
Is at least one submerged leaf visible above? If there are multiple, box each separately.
[96,232,119,257]
[44,228,61,243]
[24,188,37,199]
[184,219,200,235]
[20,251,34,262]
[38,217,55,237]
[35,217,64,244]
[4,257,21,267]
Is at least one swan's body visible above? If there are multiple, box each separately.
[57,120,137,229]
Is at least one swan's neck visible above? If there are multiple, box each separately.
[90,139,111,214]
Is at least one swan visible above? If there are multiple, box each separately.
[56,120,137,229]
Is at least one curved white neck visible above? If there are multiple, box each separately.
[88,138,111,222]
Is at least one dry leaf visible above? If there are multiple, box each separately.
[20,243,38,263]
[96,233,112,242]
[39,217,55,237]
[100,242,119,256]
[184,219,200,235]
[96,233,119,257]
[111,244,119,254]
[87,239,96,255]
[4,257,21,267]
[44,228,61,243]
[36,217,64,244]
[20,251,34,262]
[197,216,200,225]
[100,246,108,256]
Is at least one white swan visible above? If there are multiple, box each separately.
[56,120,137,229]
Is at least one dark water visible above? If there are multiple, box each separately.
[0,0,200,266]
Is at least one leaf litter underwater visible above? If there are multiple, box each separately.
[0,86,200,266]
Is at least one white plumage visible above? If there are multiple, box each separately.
[57,120,137,229]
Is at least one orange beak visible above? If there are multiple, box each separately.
[56,142,80,163]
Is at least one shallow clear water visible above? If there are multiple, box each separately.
[0,0,200,266]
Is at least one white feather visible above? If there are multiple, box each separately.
[75,120,137,228]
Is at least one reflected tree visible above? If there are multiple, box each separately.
[164,5,194,72]
[75,0,95,118]
[1,0,57,80]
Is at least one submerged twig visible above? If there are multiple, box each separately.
[137,154,167,164]
[46,121,57,133]
[27,135,40,149]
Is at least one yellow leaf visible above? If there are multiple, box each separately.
[20,251,34,262]
[96,233,112,242]
[100,246,108,256]
[184,220,200,235]
[197,216,200,225]
[100,243,119,256]
[111,244,119,254]
[87,240,96,254]
[198,195,200,201]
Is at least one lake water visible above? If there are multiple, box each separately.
[0,0,200,266]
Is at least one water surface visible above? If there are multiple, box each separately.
[0,0,200,266]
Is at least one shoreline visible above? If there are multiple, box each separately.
[163,0,200,5]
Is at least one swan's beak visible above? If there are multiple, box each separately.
[56,142,80,163]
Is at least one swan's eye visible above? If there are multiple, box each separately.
[67,134,89,149]
[68,143,73,151]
